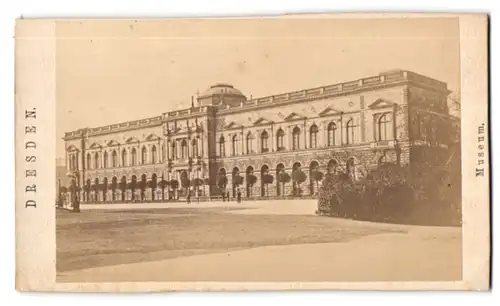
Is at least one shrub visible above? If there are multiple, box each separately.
[191,178,203,187]
[233,175,244,187]
[292,169,307,196]
[262,174,274,197]
[170,179,179,190]
[246,174,257,186]
[181,177,190,189]
[262,174,274,185]
[317,163,461,226]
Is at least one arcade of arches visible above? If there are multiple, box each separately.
[81,156,362,202]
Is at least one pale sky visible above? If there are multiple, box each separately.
[56,17,460,158]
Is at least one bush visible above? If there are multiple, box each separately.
[218,176,228,189]
[170,179,179,190]
[246,174,257,186]
[233,175,244,186]
[317,163,461,226]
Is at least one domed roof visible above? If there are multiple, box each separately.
[199,83,245,98]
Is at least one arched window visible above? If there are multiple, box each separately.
[151,145,157,164]
[219,136,225,157]
[276,129,285,151]
[94,152,99,169]
[292,127,301,150]
[103,151,108,168]
[345,119,356,145]
[181,140,188,159]
[141,146,147,164]
[192,139,198,157]
[131,148,137,165]
[261,131,269,153]
[309,124,318,148]
[232,135,238,156]
[112,150,117,167]
[121,149,127,167]
[246,132,254,154]
[377,114,391,141]
[327,122,337,147]
[86,153,91,170]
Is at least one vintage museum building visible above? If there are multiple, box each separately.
[63,69,459,202]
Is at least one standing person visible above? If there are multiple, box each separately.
[237,189,242,203]
[222,191,226,202]
[227,191,230,201]
[186,191,191,204]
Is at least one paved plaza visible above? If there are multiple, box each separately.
[57,200,462,282]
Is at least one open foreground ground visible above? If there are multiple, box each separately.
[57,200,462,282]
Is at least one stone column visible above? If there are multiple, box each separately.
[255,171,262,198]
[303,122,308,149]
[287,126,292,149]
[360,96,366,143]
[256,129,261,153]
[270,125,275,152]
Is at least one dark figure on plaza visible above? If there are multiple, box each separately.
[186,192,191,204]
[237,189,242,203]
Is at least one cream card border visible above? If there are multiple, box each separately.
[14,13,489,292]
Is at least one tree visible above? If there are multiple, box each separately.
[233,174,244,187]
[147,179,158,200]
[138,180,147,201]
[218,175,228,190]
[262,174,273,197]
[246,174,257,197]
[311,170,324,195]
[181,177,191,189]
[278,172,291,197]
[170,179,179,199]
[99,183,108,202]
[110,180,118,201]
[119,180,127,201]
[128,180,137,200]
[292,169,307,196]
[69,181,80,212]
[82,185,90,201]
[91,183,99,201]
[191,178,204,198]
[158,179,169,201]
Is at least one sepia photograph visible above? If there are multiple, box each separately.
[14,14,489,291]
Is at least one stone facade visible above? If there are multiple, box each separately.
[63,69,458,202]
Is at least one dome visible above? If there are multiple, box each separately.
[199,83,245,98]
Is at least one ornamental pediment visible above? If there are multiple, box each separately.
[318,107,342,117]
[284,112,307,121]
[106,139,121,147]
[145,133,161,141]
[368,98,397,109]
[66,145,79,152]
[125,137,140,144]
[224,121,244,129]
[253,117,274,126]
[88,142,102,150]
